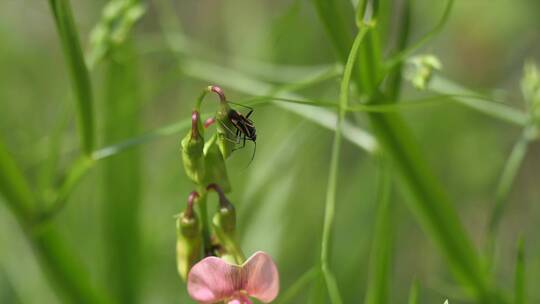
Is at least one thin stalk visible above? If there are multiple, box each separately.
[486,132,530,261]
[321,26,369,304]
[196,188,213,256]
[48,0,95,155]
[365,156,392,304]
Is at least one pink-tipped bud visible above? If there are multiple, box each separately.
[208,85,227,103]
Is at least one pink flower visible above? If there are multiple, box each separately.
[187,251,279,304]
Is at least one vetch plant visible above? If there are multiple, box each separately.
[177,86,279,302]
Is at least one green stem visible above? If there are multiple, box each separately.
[197,188,212,255]
[48,0,95,156]
[321,26,369,304]
[102,39,142,304]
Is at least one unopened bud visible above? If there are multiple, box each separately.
[202,135,231,192]
[181,111,205,184]
[207,184,243,263]
[176,191,203,280]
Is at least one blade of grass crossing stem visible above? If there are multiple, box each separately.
[276,267,320,304]
[0,137,111,304]
[312,1,498,302]
[408,280,419,304]
[365,157,393,304]
[321,27,369,304]
[514,238,526,304]
[48,0,95,155]
[102,40,142,304]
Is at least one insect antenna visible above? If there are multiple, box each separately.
[246,141,256,168]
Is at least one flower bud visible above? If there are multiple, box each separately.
[202,135,231,192]
[405,54,442,90]
[176,192,203,281]
[181,111,205,184]
[207,184,244,263]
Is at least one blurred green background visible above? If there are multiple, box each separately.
[0,0,539,303]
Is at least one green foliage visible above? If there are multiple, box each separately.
[1,0,539,303]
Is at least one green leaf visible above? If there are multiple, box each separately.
[48,0,95,155]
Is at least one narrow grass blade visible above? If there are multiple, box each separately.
[429,76,528,126]
[102,40,142,304]
[514,238,526,304]
[48,0,95,156]
[487,134,529,249]
[276,267,320,304]
[365,157,393,304]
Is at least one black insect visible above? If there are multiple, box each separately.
[220,102,257,164]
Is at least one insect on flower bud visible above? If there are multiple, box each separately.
[181,111,205,184]
[176,191,203,281]
[208,86,237,159]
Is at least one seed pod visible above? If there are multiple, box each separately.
[176,192,203,281]
[181,111,205,184]
[202,135,231,193]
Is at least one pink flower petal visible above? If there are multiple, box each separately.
[243,252,280,303]
[187,256,241,303]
